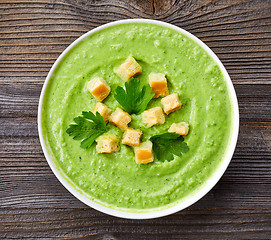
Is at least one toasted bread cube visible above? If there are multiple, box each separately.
[148,72,169,98]
[134,141,154,164]
[168,122,189,136]
[161,93,182,115]
[87,77,110,102]
[93,102,112,122]
[96,133,120,153]
[142,107,165,128]
[109,108,131,130]
[122,128,142,146]
[114,56,142,82]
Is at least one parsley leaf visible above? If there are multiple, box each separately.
[114,77,155,114]
[66,111,107,149]
[150,133,189,162]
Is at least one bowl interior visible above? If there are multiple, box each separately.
[38,19,239,219]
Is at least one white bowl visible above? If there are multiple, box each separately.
[38,19,239,219]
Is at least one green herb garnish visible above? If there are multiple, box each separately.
[66,111,107,149]
[150,133,189,162]
[114,77,155,114]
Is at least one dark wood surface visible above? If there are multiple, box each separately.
[1,0,271,239]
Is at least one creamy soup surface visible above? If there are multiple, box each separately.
[42,23,233,210]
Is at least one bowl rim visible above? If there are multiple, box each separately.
[38,18,239,219]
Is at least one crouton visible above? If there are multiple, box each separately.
[148,72,169,98]
[114,56,142,82]
[87,77,111,102]
[142,107,165,128]
[161,93,182,115]
[109,107,131,130]
[134,141,154,164]
[96,133,120,153]
[168,122,189,136]
[93,102,112,122]
[122,128,142,146]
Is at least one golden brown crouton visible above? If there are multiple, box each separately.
[109,108,131,130]
[87,77,111,102]
[122,128,142,146]
[114,56,142,82]
[96,133,120,153]
[168,122,189,136]
[134,141,154,164]
[161,93,182,115]
[93,102,112,122]
[148,72,169,98]
[142,107,165,128]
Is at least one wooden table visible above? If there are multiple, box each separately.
[1,0,271,239]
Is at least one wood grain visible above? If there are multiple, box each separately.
[0,0,271,239]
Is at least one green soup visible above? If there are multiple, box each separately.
[41,22,233,210]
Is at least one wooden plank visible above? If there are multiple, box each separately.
[0,0,271,84]
[0,207,270,239]
[0,0,271,239]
